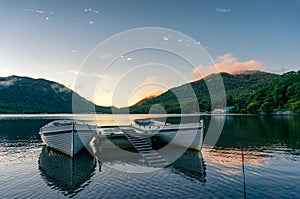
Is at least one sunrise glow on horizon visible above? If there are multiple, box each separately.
[1,1,299,107]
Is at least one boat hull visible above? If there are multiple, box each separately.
[40,123,95,157]
[132,119,204,151]
[154,127,203,151]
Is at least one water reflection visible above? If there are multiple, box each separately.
[171,149,206,183]
[94,139,206,183]
[204,147,269,167]
[38,146,96,197]
[213,115,300,149]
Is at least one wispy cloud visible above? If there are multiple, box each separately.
[20,8,46,14]
[68,70,110,79]
[163,36,170,41]
[118,55,134,61]
[35,9,45,14]
[88,20,95,25]
[83,8,99,14]
[192,53,265,80]
[0,79,16,87]
[216,8,231,13]
[20,8,52,21]
[20,8,34,13]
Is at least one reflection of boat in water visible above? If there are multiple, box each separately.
[133,119,204,151]
[39,120,96,157]
[38,146,96,196]
[92,134,206,181]
[171,149,206,183]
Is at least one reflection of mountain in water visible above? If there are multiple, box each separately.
[38,146,96,196]
[171,150,206,183]
[207,116,300,150]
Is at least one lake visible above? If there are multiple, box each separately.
[0,114,299,198]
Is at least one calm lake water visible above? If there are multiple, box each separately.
[0,114,299,198]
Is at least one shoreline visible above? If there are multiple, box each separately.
[0,113,297,119]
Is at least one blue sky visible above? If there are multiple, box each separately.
[0,0,299,107]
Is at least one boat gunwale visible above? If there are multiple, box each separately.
[40,120,86,130]
[132,119,204,133]
[40,129,95,136]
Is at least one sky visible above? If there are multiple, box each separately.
[0,0,299,107]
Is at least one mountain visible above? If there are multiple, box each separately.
[236,71,300,114]
[129,71,279,113]
[0,76,113,114]
[1,71,297,114]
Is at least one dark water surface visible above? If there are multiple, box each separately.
[0,115,299,198]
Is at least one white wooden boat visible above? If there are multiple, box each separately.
[39,120,96,157]
[132,118,204,151]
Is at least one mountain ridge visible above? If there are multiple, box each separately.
[0,75,114,114]
[1,70,298,114]
[129,71,280,113]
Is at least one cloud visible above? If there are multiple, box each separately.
[163,36,170,41]
[215,53,265,73]
[20,8,52,21]
[68,70,110,79]
[35,9,45,14]
[269,67,290,74]
[51,83,71,93]
[20,8,46,14]
[20,8,34,12]
[0,79,16,87]
[192,53,265,80]
[88,20,95,25]
[118,55,134,61]
[216,8,231,13]
[84,8,99,14]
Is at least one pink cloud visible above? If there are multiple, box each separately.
[192,53,266,80]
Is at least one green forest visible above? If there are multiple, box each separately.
[234,71,300,114]
[130,71,300,114]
